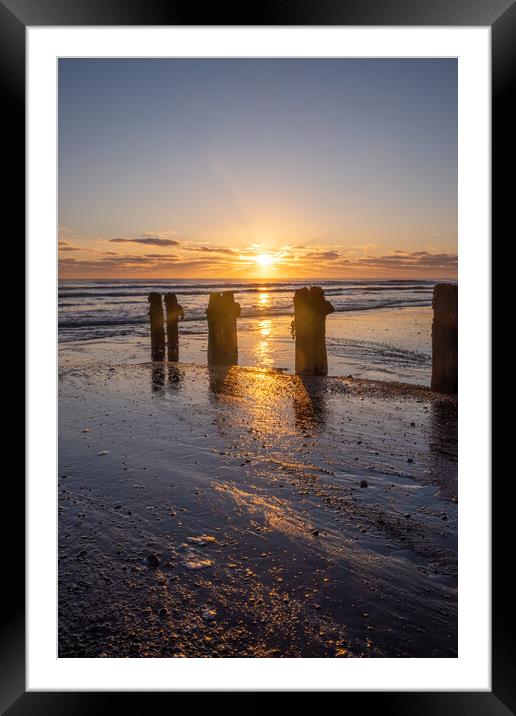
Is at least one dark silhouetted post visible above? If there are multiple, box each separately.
[310,286,335,375]
[293,286,335,375]
[148,292,165,360]
[221,291,241,364]
[206,291,241,365]
[293,288,313,374]
[431,283,458,394]
[207,292,224,365]
[164,292,184,362]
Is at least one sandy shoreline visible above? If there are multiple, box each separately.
[58,361,457,658]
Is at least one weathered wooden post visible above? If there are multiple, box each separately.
[148,292,165,360]
[293,287,313,374]
[206,291,241,365]
[220,291,241,364]
[431,283,458,393]
[310,286,335,375]
[206,292,223,365]
[293,286,335,375]
[164,292,184,362]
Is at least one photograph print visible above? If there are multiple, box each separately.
[58,58,458,659]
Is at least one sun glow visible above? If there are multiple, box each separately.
[255,253,274,268]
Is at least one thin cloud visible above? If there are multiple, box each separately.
[304,250,341,261]
[109,236,179,247]
[58,240,80,252]
[187,245,239,256]
[337,251,457,270]
[59,253,231,274]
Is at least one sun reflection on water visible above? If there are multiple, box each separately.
[258,291,270,308]
[255,319,273,366]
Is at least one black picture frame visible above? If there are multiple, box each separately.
[2,0,508,710]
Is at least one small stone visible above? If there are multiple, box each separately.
[359,480,369,488]
[202,608,217,621]
[97,451,109,456]
[187,535,217,546]
[184,556,213,570]
[147,553,160,567]
[312,529,320,536]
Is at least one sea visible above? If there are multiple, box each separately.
[58,278,450,384]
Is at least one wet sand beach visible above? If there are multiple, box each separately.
[58,361,457,658]
[59,305,433,384]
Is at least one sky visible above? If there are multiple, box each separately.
[58,58,457,279]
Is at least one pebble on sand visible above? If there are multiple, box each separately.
[147,553,160,567]
[187,535,217,546]
[184,554,214,570]
[359,480,369,488]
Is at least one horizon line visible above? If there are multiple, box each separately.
[58,275,458,282]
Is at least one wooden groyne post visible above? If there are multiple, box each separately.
[164,292,184,362]
[293,286,335,375]
[431,283,458,393]
[148,292,165,360]
[206,291,241,366]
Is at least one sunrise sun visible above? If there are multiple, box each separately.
[255,253,274,268]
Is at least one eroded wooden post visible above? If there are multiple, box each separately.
[293,286,335,375]
[310,286,335,375]
[221,291,241,365]
[206,292,223,365]
[148,292,165,360]
[164,292,184,362]
[206,291,241,366]
[431,283,458,393]
[293,288,313,374]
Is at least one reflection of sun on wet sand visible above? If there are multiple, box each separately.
[58,362,457,658]
[58,305,434,384]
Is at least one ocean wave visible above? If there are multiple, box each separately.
[58,297,431,330]
[58,280,435,299]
